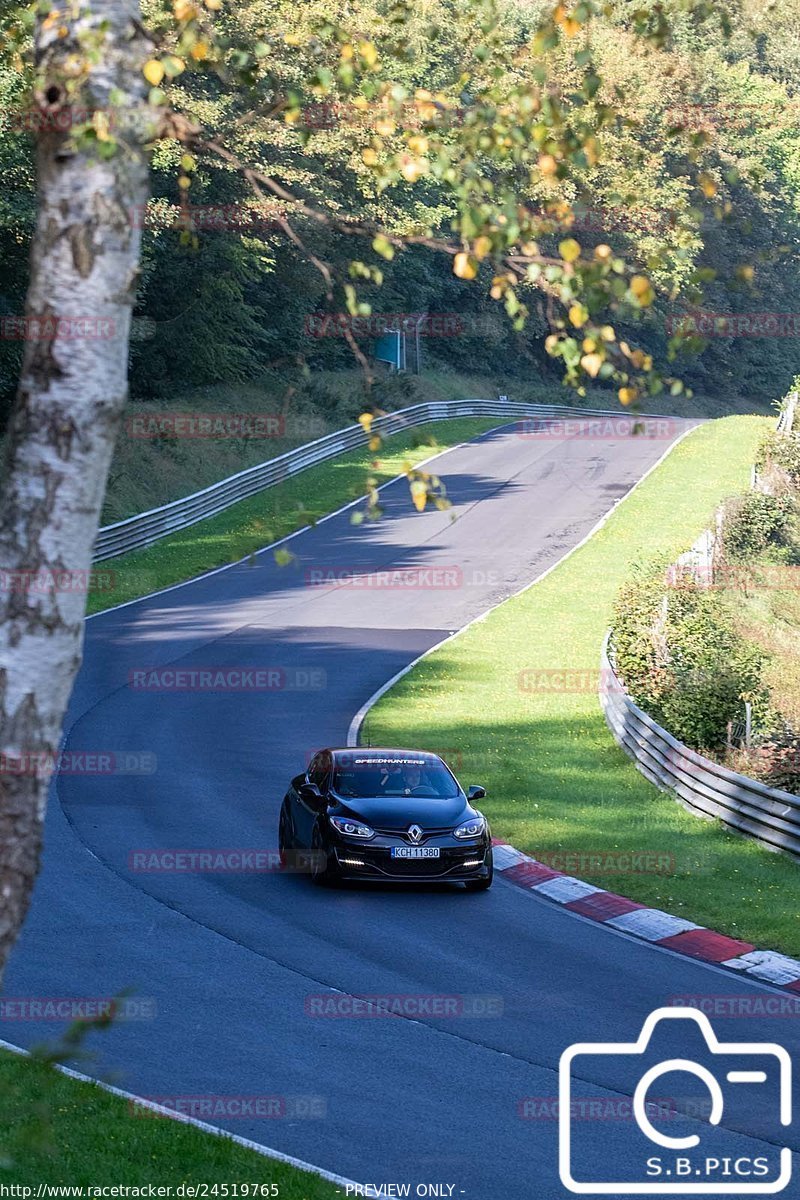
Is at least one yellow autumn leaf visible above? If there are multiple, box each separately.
[698,173,717,198]
[554,5,581,36]
[358,413,374,433]
[583,136,599,166]
[600,324,615,341]
[594,244,612,261]
[368,436,381,452]
[538,153,557,176]
[618,387,638,406]
[92,111,111,141]
[559,238,581,263]
[399,157,427,182]
[473,236,492,260]
[630,275,655,306]
[191,41,210,61]
[362,148,379,166]
[174,0,198,19]
[410,480,428,512]
[162,55,186,78]
[453,252,478,280]
[143,60,165,87]
[568,303,588,328]
[358,40,379,68]
[407,135,429,155]
[581,353,603,378]
[545,334,560,355]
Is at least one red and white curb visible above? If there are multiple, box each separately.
[492,840,800,989]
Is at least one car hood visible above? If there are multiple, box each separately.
[332,793,472,830]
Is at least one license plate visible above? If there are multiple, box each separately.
[391,846,440,859]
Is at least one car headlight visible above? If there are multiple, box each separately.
[454,816,485,839]
[330,815,375,840]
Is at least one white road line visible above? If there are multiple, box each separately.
[347,422,699,746]
[0,1038,362,1191]
[86,419,514,621]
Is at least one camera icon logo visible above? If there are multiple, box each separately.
[559,1007,792,1194]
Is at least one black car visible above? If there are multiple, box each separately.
[279,747,493,889]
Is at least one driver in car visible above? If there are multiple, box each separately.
[403,764,424,794]
[378,761,426,794]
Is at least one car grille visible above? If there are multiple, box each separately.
[372,825,454,843]
[380,856,453,877]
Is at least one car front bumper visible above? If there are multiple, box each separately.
[332,840,492,883]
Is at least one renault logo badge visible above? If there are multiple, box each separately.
[408,824,423,843]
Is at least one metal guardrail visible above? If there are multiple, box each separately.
[777,390,797,435]
[600,635,800,860]
[93,398,666,562]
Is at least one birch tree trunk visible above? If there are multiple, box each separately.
[0,1,150,985]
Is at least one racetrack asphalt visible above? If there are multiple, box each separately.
[4,417,799,1198]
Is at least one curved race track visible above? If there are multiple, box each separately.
[3,417,799,1198]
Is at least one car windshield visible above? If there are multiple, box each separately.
[331,755,459,799]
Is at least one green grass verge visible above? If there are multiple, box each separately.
[364,415,800,958]
[0,1050,340,1193]
[89,417,501,616]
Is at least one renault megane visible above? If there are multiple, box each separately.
[278,747,493,889]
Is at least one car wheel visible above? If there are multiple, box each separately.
[464,849,493,892]
[311,822,337,886]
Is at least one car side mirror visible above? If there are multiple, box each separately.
[299,782,326,808]
[468,785,486,800]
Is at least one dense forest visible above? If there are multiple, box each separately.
[1,0,799,424]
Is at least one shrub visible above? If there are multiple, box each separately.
[721,491,796,562]
[613,559,769,753]
[756,430,800,483]
[748,725,800,796]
